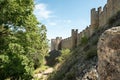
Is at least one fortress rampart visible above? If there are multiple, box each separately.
[51,37,62,50]
[91,0,120,27]
[51,0,120,50]
[61,37,72,49]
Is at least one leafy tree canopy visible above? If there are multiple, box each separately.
[0,0,48,79]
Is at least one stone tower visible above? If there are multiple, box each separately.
[71,29,78,48]
[91,8,99,28]
[51,37,62,51]
[55,37,62,50]
[51,39,56,51]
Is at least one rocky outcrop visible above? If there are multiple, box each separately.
[97,27,120,80]
[82,66,98,80]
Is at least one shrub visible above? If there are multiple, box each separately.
[57,49,70,62]
[86,48,97,60]
[81,36,88,45]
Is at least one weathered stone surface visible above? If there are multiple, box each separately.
[82,66,98,80]
[97,27,120,80]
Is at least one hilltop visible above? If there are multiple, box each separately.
[47,0,120,80]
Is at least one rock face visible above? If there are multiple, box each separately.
[82,66,98,80]
[97,27,120,80]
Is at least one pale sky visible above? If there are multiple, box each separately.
[34,0,107,40]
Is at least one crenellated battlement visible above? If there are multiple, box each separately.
[51,0,120,51]
[91,0,120,27]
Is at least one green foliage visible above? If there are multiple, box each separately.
[46,50,61,67]
[0,0,48,79]
[0,0,34,26]
[57,49,71,62]
[0,42,34,79]
[86,48,97,60]
[34,65,49,74]
[80,35,88,45]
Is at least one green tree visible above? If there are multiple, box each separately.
[58,49,70,62]
[0,0,48,79]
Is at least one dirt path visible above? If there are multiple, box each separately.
[34,68,54,79]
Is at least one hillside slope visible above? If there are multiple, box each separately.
[47,11,120,80]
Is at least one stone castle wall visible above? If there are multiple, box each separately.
[51,0,120,50]
[61,29,78,49]
[91,0,120,27]
[61,37,72,49]
[51,37,62,50]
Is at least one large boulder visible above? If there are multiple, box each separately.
[97,27,120,80]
